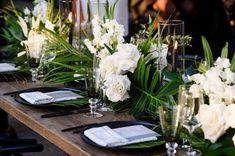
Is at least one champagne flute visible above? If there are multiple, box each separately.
[159,104,182,156]
[84,68,103,118]
[178,85,191,149]
[180,91,202,156]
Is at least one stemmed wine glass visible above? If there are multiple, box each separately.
[179,89,202,156]
[24,41,44,83]
[159,104,182,156]
[84,67,103,118]
[98,84,113,112]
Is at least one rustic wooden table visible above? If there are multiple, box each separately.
[0,81,165,156]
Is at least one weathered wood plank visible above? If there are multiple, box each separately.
[0,81,164,156]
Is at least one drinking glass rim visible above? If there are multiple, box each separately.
[159,20,184,26]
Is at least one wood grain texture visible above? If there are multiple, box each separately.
[0,81,164,156]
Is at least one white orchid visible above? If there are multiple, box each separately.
[85,15,125,59]
[32,0,47,23]
[17,17,28,38]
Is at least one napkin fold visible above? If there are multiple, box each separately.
[19,91,82,105]
[19,92,54,105]
[84,125,159,147]
[0,63,19,72]
[46,91,83,102]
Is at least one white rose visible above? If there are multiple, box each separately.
[221,68,235,84]
[208,94,224,105]
[99,56,121,79]
[105,74,131,102]
[188,73,205,84]
[215,57,230,69]
[222,86,235,104]
[110,53,136,74]
[224,105,235,129]
[202,78,224,96]
[205,67,221,82]
[117,44,141,63]
[197,104,227,143]
[189,84,203,98]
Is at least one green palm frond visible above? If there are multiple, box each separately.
[42,28,92,84]
[201,36,213,68]
[221,42,228,58]
[231,52,235,72]
[113,57,182,115]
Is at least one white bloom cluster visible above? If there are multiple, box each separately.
[85,15,140,102]
[23,32,45,59]
[148,43,168,70]
[189,57,235,104]
[84,15,125,59]
[32,0,48,23]
[189,57,235,144]
[19,16,45,59]
[100,43,141,102]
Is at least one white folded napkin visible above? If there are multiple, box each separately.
[84,126,128,147]
[84,125,160,147]
[0,63,19,72]
[45,91,83,102]
[19,92,54,105]
[113,125,160,145]
[19,91,83,105]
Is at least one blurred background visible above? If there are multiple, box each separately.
[1,0,235,58]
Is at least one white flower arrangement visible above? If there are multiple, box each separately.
[189,57,235,144]
[85,15,141,102]
[19,15,45,59]
[17,0,57,59]
[84,15,125,59]
[32,0,48,23]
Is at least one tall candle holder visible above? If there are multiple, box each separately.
[158,20,185,73]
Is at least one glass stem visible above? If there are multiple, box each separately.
[30,68,38,83]
[102,87,107,107]
[89,98,97,116]
[188,126,194,154]
[166,142,178,156]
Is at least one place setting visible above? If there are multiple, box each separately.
[0,0,235,156]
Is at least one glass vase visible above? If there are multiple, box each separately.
[158,20,185,73]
